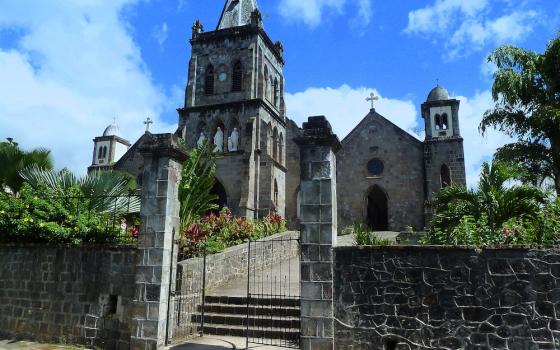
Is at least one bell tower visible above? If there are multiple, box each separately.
[177,0,288,219]
[422,85,466,222]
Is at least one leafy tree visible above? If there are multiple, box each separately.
[0,139,53,194]
[179,141,218,230]
[480,33,560,195]
[425,160,547,244]
[20,165,138,214]
[494,141,552,188]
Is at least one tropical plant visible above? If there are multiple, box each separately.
[0,183,138,245]
[423,160,547,245]
[352,223,391,246]
[480,33,560,195]
[179,140,218,230]
[20,165,139,214]
[0,139,53,194]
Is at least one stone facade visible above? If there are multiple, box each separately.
[336,90,466,232]
[176,8,287,219]
[337,111,425,232]
[334,246,560,350]
[0,244,137,349]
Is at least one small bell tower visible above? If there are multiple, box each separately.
[422,85,466,222]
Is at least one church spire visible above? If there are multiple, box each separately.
[217,0,259,30]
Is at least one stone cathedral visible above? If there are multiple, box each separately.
[91,0,466,232]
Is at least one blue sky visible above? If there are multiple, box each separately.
[0,0,558,185]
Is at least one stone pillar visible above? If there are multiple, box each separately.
[130,134,187,350]
[295,116,341,350]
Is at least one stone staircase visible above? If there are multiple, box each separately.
[193,295,300,343]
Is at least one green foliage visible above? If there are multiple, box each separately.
[0,139,53,194]
[0,184,138,245]
[179,140,219,231]
[494,141,553,188]
[180,208,287,258]
[422,160,550,246]
[480,33,560,194]
[20,165,139,214]
[352,223,391,246]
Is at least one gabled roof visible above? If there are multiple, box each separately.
[341,109,423,147]
[217,0,258,30]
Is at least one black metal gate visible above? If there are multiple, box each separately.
[245,236,301,348]
[168,243,207,344]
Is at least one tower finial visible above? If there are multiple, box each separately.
[436,78,440,87]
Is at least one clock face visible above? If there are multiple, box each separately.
[218,72,227,82]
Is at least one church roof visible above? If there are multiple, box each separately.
[341,109,423,147]
[427,86,450,102]
[217,0,258,30]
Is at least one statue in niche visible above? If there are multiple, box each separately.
[227,137,233,152]
[230,128,239,151]
[214,127,224,153]
[197,132,206,148]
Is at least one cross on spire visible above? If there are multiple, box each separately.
[366,92,379,110]
[144,117,153,132]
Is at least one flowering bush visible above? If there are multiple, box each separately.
[179,208,287,259]
[0,183,139,245]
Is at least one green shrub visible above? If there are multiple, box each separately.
[352,223,391,246]
[0,183,138,245]
[421,198,560,246]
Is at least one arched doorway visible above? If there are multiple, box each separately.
[210,179,228,212]
[366,186,388,231]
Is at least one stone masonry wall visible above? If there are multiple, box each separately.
[0,245,138,350]
[334,246,560,350]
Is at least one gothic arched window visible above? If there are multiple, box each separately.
[103,146,108,159]
[274,179,279,207]
[434,114,442,130]
[273,78,279,107]
[279,133,284,165]
[204,64,215,95]
[98,146,103,159]
[264,66,269,100]
[272,127,279,160]
[441,113,449,130]
[441,164,451,188]
[232,61,242,92]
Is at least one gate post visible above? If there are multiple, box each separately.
[295,116,341,350]
[130,134,187,350]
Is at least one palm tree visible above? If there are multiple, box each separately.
[429,160,547,242]
[20,165,139,214]
[0,139,53,194]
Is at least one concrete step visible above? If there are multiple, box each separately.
[200,323,300,341]
[199,303,300,317]
[193,312,300,329]
[204,295,300,308]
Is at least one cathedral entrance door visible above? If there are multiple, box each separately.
[366,185,388,231]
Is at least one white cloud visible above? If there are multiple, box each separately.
[153,22,169,47]
[286,84,418,140]
[451,91,513,186]
[405,0,540,58]
[278,0,373,29]
[0,0,176,175]
[286,85,513,187]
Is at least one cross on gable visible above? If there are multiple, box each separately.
[144,117,153,132]
[366,92,379,110]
